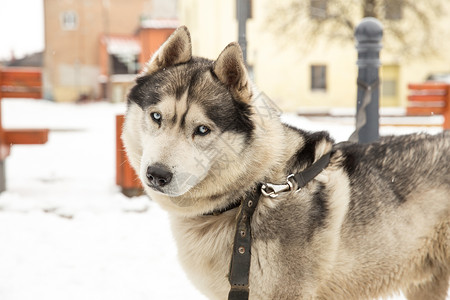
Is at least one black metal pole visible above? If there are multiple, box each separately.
[236,0,250,64]
[353,17,383,143]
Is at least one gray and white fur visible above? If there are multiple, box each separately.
[122,26,450,300]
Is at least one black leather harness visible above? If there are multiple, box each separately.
[227,152,331,300]
[228,184,261,299]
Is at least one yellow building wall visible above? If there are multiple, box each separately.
[178,0,450,112]
[178,0,237,60]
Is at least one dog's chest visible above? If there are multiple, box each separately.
[170,215,236,297]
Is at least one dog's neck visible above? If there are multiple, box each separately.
[202,183,261,216]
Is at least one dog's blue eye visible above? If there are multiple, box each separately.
[151,112,162,123]
[195,125,210,136]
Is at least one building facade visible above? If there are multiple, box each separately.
[178,0,450,112]
[43,0,177,102]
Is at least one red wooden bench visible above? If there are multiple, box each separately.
[407,83,450,129]
[116,115,142,196]
[0,67,49,192]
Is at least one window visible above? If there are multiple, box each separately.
[61,11,78,30]
[311,65,327,91]
[385,0,403,20]
[382,80,397,98]
[381,64,400,106]
[310,0,327,19]
[111,54,139,75]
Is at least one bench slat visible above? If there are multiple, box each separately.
[1,68,43,99]
[406,107,445,116]
[3,129,49,145]
[407,95,446,102]
[408,83,449,90]
[0,80,42,87]
[1,68,41,76]
[1,91,42,99]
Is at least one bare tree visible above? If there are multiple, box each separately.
[265,0,448,58]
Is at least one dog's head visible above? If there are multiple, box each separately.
[122,26,282,214]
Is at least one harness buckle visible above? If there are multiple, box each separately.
[261,175,295,198]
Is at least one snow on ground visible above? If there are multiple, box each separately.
[0,99,207,300]
[0,99,447,299]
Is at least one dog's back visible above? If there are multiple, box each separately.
[318,131,450,299]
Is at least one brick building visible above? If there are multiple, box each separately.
[43,0,177,102]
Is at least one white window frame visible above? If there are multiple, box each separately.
[60,11,78,31]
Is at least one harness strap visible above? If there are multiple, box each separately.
[292,152,331,189]
[228,185,261,300]
[227,152,332,299]
[204,200,242,216]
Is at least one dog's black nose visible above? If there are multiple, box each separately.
[146,165,173,187]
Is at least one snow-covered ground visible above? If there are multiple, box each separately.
[0,99,447,299]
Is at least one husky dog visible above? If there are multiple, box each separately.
[122,26,450,299]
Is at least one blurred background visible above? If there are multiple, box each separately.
[1,0,450,111]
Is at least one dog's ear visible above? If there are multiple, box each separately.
[141,26,192,76]
[213,43,252,103]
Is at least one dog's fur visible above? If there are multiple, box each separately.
[122,26,450,299]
